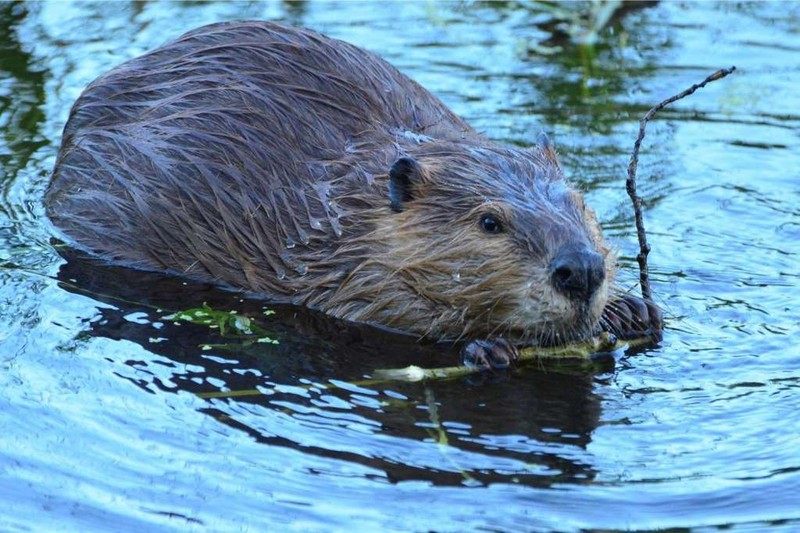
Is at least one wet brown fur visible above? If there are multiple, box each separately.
[46,21,617,344]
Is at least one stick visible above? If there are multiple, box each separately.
[196,332,652,395]
[626,66,736,302]
[371,332,622,382]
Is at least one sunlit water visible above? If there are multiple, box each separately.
[1,1,799,530]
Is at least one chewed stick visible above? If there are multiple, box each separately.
[372,332,622,382]
[193,333,625,395]
[626,66,736,302]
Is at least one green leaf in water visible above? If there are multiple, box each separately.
[165,303,279,344]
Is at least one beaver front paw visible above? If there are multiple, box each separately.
[462,338,519,370]
[601,294,663,342]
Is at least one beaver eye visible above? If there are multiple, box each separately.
[480,214,503,234]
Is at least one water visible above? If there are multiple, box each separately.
[2,1,799,530]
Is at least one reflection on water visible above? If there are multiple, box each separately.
[1,1,799,530]
[55,248,607,488]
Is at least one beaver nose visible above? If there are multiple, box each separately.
[550,245,605,302]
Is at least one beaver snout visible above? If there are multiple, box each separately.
[550,245,606,303]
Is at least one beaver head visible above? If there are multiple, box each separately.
[312,135,615,345]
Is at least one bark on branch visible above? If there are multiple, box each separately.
[626,66,736,302]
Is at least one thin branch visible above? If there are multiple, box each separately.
[627,66,736,302]
[371,332,621,382]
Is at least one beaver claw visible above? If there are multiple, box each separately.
[462,338,519,370]
[601,294,663,342]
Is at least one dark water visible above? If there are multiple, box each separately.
[2,1,799,530]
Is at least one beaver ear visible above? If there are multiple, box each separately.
[536,132,562,169]
[389,157,423,212]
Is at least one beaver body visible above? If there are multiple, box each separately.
[46,21,634,346]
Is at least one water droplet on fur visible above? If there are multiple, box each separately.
[285,237,296,249]
[452,271,461,282]
[403,130,433,144]
[330,217,342,238]
[295,263,308,276]
[276,267,286,280]
[309,217,322,230]
[297,228,309,244]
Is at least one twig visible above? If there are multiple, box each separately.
[371,332,622,382]
[626,66,736,302]
[195,333,641,395]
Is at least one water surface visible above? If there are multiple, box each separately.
[1,1,799,530]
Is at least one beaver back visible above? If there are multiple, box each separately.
[47,21,473,286]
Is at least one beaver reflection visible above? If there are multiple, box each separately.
[55,248,606,487]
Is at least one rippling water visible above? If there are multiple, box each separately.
[2,1,799,530]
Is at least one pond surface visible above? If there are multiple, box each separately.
[2,1,799,530]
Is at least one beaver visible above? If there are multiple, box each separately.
[45,21,660,367]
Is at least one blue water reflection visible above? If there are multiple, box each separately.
[1,1,799,530]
